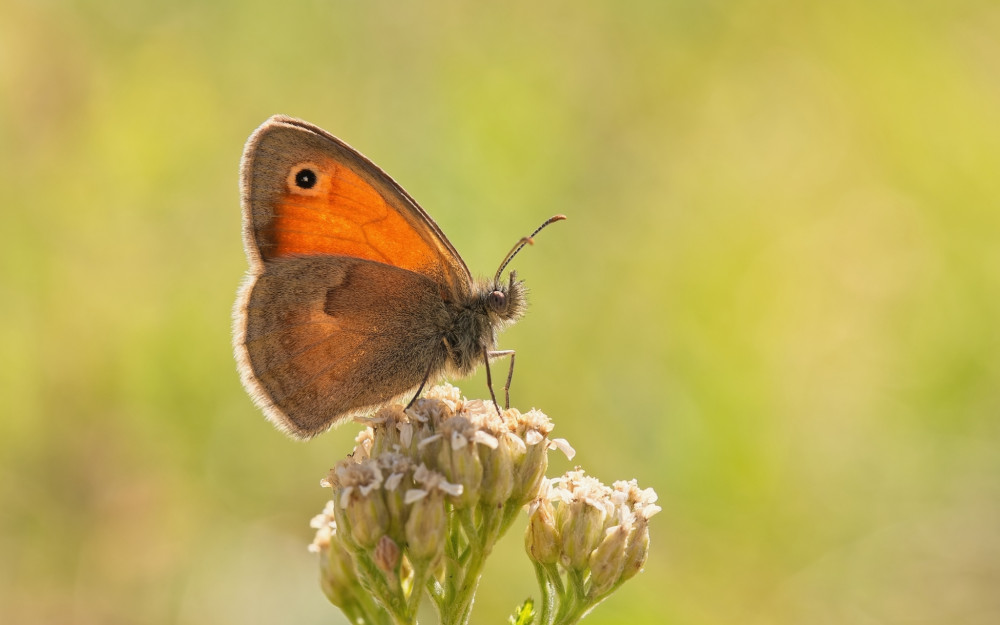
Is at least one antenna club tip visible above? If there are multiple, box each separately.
[552,214,567,221]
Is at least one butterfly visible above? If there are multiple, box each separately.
[233,115,564,438]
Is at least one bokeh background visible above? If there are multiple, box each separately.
[3,1,1000,623]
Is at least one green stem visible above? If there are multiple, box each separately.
[532,560,556,625]
[441,541,487,625]
[426,577,445,616]
[553,601,594,625]
[554,577,627,625]
[335,599,368,625]
[553,570,584,625]
[352,587,394,625]
[355,551,412,624]
[406,559,431,617]
[441,506,500,625]
[544,563,565,597]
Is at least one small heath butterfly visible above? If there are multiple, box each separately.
[233,116,563,438]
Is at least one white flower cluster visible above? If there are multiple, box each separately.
[310,385,576,625]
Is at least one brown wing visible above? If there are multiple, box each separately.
[240,115,472,300]
[234,256,452,438]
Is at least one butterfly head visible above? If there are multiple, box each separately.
[485,270,527,323]
[485,214,565,325]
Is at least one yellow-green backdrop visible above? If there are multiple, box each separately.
[3,1,999,624]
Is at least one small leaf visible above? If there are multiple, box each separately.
[508,598,536,625]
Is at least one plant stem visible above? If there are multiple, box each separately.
[532,560,556,625]
[356,551,412,624]
[441,505,502,625]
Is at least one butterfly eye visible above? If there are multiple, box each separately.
[294,168,317,189]
[487,290,506,312]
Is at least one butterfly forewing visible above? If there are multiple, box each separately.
[241,115,472,298]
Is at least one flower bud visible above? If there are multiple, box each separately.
[368,405,408,457]
[559,498,607,571]
[508,410,551,504]
[415,430,445,468]
[351,428,375,461]
[404,465,458,563]
[344,490,389,549]
[319,534,360,608]
[620,517,650,581]
[374,535,401,573]
[330,459,389,549]
[525,496,560,565]
[404,489,447,563]
[376,452,414,544]
[512,438,546,506]
[480,431,516,506]
[436,417,484,508]
[587,525,629,596]
[310,502,361,608]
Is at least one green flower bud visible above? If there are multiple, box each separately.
[480,431,516,506]
[344,488,389,549]
[559,498,608,571]
[509,409,552,505]
[310,502,361,609]
[376,452,414,544]
[330,460,389,549]
[435,416,488,507]
[368,405,408,457]
[404,465,458,563]
[587,524,629,597]
[404,489,446,563]
[512,442,546,506]
[320,538,359,607]
[613,479,660,582]
[374,534,401,573]
[620,517,650,581]
[525,495,560,565]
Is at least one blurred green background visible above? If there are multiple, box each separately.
[3,0,1000,623]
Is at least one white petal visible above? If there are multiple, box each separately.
[339,486,354,509]
[398,423,413,448]
[404,489,428,504]
[385,472,404,491]
[473,430,499,449]
[548,438,576,460]
[437,480,464,497]
[505,432,527,454]
[418,433,443,448]
[405,406,429,422]
[641,503,663,519]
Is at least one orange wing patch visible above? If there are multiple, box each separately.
[258,156,440,275]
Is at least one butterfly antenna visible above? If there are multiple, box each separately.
[493,214,567,284]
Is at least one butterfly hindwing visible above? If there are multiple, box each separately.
[236,256,451,437]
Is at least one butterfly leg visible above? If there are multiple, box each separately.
[485,349,516,411]
[405,359,436,410]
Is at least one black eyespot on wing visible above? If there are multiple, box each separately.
[294,168,317,189]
